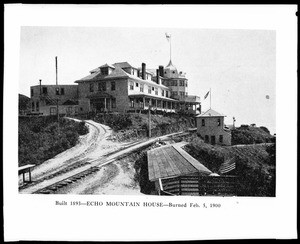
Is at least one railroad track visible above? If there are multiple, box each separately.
[33,166,100,194]
[22,128,189,194]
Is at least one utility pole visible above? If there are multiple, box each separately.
[233,117,236,129]
[148,104,151,138]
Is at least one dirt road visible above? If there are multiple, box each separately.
[19,119,132,192]
[19,118,187,194]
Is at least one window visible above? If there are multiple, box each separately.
[56,88,59,95]
[111,81,116,91]
[185,92,188,96]
[140,84,144,92]
[174,80,178,86]
[31,102,35,111]
[148,86,151,94]
[185,81,188,87]
[36,101,39,112]
[180,91,185,97]
[67,107,72,114]
[217,118,221,126]
[219,135,223,143]
[98,82,106,91]
[172,71,175,74]
[136,82,139,87]
[31,88,34,97]
[204,135,209,143]
[166,91,169,97]
[152,87,154,91]
[130,98,134,108]
[50,107,57,115]
[60,88,65,95]
[101,67,108,75]
[179,80,184,86]
[129,81,134,90]
[155,87,158,95]
[90,83,94,92]
[162,90,165,96]
[112,98,116,108]
[42,87,48,94]
[202,119,205,126]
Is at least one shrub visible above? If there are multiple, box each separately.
[18,117,89,167]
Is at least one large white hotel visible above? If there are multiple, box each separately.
[29,59,201,116]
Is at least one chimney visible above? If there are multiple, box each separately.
[159,65,164,77]
[156,69,160,84]
[39,79,42,95]
[142,63,146,80]
[137,69,140,78]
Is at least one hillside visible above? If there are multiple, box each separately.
[19,94,30,113]
[86,112,195,141]
[231,125,275,145]
[19,116,89,167]
[184,135,276,196]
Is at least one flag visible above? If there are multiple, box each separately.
[165,33,171,42]
[219,158,236,174]
[204,91,210,99]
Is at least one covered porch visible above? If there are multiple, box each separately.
[128,94,178,113]
[86,92,115,112]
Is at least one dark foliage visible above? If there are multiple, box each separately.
[184,136,276,197]
[19,94,30,111]
[133,152,155,194]
[231,125,275,145]
[94,113,133,130]
[18,117,89,167]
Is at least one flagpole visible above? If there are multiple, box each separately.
[210,88,211,109]
[170,36,172,61]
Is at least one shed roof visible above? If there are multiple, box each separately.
[147,144,212,182]
[196,108,225,117]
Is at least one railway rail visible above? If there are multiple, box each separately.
[19,119,191,194]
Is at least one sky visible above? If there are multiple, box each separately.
[19,26,276,134]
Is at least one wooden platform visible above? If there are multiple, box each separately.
[19,164,35,183]
[147,144,212,182]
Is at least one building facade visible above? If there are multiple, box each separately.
[30,84,79,116]
[28,60,201,116]
[196,108,231,146]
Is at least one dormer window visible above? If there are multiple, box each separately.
[217,118,221,126]
[100,67,109,75]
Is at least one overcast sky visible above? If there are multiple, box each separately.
[19,26,276,133]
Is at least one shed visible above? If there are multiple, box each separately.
[147,144,212,182]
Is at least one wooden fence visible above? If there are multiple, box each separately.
[159,175,239,196]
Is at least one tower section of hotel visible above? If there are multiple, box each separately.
[75,62,176,113]
[160,60,201,114]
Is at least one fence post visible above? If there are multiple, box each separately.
[179,177,182,195]
[198,173,201,195]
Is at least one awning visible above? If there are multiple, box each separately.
[128,93,178,102]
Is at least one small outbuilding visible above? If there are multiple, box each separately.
[196,108,232,146]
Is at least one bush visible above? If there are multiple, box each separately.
[18,117,89,167]
[231,126,274,145]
